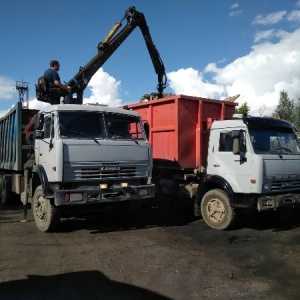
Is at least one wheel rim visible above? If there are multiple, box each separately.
[34,195,47,222]
[206,198,226,223]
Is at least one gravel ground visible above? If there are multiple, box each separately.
[1,201,300,300]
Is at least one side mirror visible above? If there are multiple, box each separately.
[34,130,44,139]
[233,138,240,154]
[143,122,149,140]
[34,113,44,139]
[232,130,241,154]
[231,130,240,139]
[232,130,246,160]
[35,113,44,130]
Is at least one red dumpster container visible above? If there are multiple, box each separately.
[123,94,236,170]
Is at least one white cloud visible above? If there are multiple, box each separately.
[0,76,16,100]
[28,99,51,110]
[229,3,242,17]
[0,108,9,118]
[275,29,290,39]
[254,29,275,43]
[229,10,242,17]
[253,11,287,25]
[167,28,300,116]
[83,68,122,107]
[167,68,225,99]
[230,3,239,9]
[287,10,300,22]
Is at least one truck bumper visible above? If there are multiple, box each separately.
[53,184,155,206]
[257,193,300,211]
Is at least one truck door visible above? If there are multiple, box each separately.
[36,114,58,182]
[208,129,256,193]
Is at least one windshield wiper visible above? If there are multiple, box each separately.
[280,146,293,153]
[108,130,141,145]
[60,125,101,145]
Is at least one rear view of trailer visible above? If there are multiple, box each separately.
[0,102,38,205]
[0,102,37,172]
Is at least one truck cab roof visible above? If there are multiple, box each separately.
[39,104,141,118]
[242,116,294,129]
[212,116,294,130]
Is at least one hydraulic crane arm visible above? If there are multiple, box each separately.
[67,6,168,104]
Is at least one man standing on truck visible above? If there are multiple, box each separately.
[44,60,73,104]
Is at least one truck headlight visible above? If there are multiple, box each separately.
[263,182,269,191]
[138,188,149,196]
[70,193,83,202]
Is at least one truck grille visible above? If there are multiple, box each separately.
[81,166,135,179]
[64,162,148,181]
[270,179,300,191]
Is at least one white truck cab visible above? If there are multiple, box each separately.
[199,116,300,229]
[32,104,154,231]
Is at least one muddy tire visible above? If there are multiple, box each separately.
[201,189,236,230]
[32,185,60,232]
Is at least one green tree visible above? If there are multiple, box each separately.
[273,90,295,123]
[235,102,250,116]
[293,97,300,135]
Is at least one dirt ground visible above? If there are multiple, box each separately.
[1,200,300,300]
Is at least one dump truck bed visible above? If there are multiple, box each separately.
[123,94,236,170]
[0,102,38,171]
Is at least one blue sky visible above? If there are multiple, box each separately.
[1,0,300,116]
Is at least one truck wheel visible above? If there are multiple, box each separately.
[201,189,236,230]
[32,185,60,232]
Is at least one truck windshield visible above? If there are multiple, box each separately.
[58,111,145,140]
[249,127,300,155]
